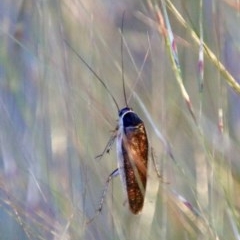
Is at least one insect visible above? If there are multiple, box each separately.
[65,15,149,221]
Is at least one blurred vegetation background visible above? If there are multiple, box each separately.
[0,0,240,239]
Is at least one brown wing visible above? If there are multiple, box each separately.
[122,122,148,214]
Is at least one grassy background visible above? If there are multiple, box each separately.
[0,0,240,239]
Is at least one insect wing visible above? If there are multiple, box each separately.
[117,109,148,214]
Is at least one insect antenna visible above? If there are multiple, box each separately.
[121,11,128,108]
[65,40,120,112]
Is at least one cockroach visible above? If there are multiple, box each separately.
[65,13,149,222]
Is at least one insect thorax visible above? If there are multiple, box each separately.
[118,107,143,129]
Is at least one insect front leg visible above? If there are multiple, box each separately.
[87,168,119,224]
[95,126,118,160]
[151,147,169,184]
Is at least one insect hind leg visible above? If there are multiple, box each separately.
[87,168,119,224]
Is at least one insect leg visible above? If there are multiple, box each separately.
[95,129,117,160]
[151,147,169,184]
[87,168,119,224]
